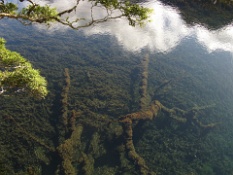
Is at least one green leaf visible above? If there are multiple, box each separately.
[0,38,48,99]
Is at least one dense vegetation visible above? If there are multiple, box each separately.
[0,18,233,175]
[0,0,233,175]
[160,0,233,29]
[0,38,47,98]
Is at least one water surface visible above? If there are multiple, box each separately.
[0,0,233,174]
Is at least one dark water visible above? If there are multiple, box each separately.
[0,1,233,175]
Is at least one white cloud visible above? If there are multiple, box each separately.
[81,1,192,53]
[195,25,233,54]
[34,0,233,54]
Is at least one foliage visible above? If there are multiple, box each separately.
[0,0,152,27]
[20,5,58,23]
[0,38,47,98]
[93,0,153,26]
[1,25,233,174]
[0,2,18,14]
[0,1,233,175]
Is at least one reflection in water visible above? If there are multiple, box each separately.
[1,1,233,175]
[82,1,191,53]
[196,25,233,54]
[35,0,233,55]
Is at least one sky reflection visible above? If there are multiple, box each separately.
[35,0,233,55]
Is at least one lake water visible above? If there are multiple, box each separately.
[0,0,233,175]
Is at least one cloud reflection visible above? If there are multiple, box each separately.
[196,25,233,54]
[35,0,233,54]
[82,1,192,53]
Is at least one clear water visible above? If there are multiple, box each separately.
[0,1,233,175]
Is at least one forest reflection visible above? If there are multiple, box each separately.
[1,1,233,175]
[34,0,233,54]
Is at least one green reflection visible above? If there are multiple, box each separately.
[160,0,233,29]
[0,4,233,175]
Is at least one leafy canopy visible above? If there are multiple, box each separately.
[0,38,48,99]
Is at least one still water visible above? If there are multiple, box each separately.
[0,0,233,175]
